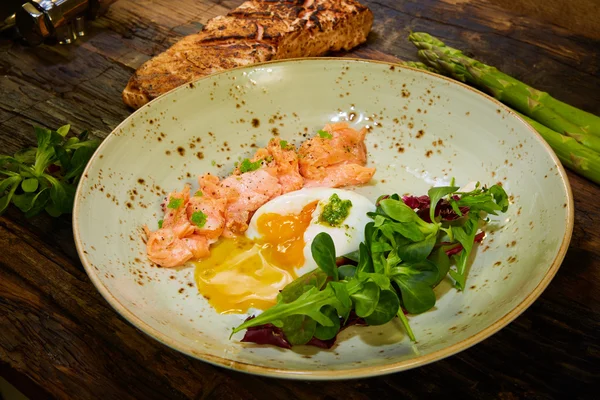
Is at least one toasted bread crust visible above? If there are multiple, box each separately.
[122,0,373,109]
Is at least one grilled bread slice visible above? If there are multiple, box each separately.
[122,0,373,109]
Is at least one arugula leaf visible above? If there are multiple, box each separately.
[489,184,509,212]
[448,217,479,290]
[233,282,355,334]
[329,281,352,319]
[427,185,459,222]
[311,232,338,280]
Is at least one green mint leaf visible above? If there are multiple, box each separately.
[311,232,338,280]
[21,178,38,193]
[194,190,203,197]
[239,158,262,173]
[191,211,207,228]
[279,140,288,149]
[427,185,459,222]
[317,130,332,139]
[167,197,183,209]
[158,219,163,229]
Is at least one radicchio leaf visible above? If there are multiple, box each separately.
[240,318,291,349]
[402,195,469,223]
[240,312,367,349]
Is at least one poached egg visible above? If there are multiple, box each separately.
[193,188,375,314]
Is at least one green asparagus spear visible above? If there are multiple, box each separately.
[408,33,600,150]
[401,45,600,184]
[404,61,439,73]
[517,113,600,184]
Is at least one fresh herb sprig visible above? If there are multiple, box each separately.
[0,125,100,217]
[232,183,508,344]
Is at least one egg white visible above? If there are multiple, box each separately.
[246,188,376,276]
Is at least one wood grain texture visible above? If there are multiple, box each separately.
[0,0,599,399]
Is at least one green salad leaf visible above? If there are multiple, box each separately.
[0,124,100,217]
[233,181,509,345]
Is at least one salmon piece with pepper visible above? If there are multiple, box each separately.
[266,138,304,193]
[186,194,227,240]
[161,185,195,238]
[299,122,375,187]
[220,168,282,237]
[145,185,210,267]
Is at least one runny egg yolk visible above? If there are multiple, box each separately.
[193,201,318,314]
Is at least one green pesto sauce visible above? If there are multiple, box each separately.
[319,194,352,227]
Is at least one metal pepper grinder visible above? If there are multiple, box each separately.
[7,0,117,45]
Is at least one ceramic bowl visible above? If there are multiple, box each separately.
[73,58,573,379]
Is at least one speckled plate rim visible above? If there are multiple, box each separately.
[73,57,574,380]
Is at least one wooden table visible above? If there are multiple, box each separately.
[1,1,598,399]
